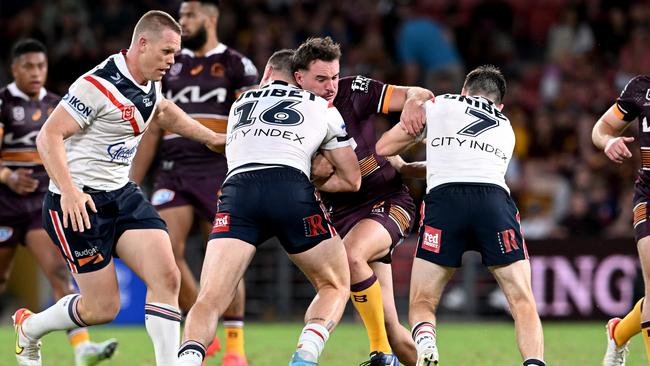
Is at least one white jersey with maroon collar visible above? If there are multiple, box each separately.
[225,80,352,179]
[423,94,514,193]
[50,51,163,193]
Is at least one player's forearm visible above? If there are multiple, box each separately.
[386,155,426,179]
[316,172,361,192]
[406,87,434,105]
[400,161,426,179]
[36,127,76,193]
[592,119,621,150]
[156,101,226,150]
[388,86,433,112]
[376,125,416,156]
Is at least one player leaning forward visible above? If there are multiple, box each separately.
[176,49,361,366]
[12,10,225,366]
[376,65,545,366]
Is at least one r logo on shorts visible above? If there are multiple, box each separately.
[415,183,527,268]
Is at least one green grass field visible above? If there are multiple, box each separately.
[1,322,647,365]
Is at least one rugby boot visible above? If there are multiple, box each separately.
[75,338,119,366]
[206,335,222,357]
[602,318,628,366]
[289,351,318,365]
[416,347,439,366]
[221,352,248,366]
[360,351,399,366]
[13,308,42,366]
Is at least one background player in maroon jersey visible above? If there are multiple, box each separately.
[130,1,257,365]
[0,39,117,366]
[293,37,433,366]
[593,76,650,365]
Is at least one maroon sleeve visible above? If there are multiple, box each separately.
[338,76,393,118]
[228,51,259,94]
[616,76,648,122]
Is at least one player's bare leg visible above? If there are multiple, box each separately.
[371,261,416,366]
[160,206,196,312]
[345,219,397,363]
[0,245,17,295]
[178,238,255,366]
[490,260,544,365]
[221,279,247,365]
[14,259,120,365]
[117,229,181,366]
[288,235,350,364]
[26,229,74,298]
[26,229,118,366]
[637,236,650,364]
[409,258,455,366]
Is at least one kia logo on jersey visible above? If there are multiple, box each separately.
[122,105,135,120]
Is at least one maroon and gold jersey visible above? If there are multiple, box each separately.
[0,83,59,192]
[321,76,406,215]
[614,75,650,190]
[160,44,258,177]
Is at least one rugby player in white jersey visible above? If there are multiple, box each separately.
[12,10,225,366]
[376,65,545,366]
[176,49,360,366]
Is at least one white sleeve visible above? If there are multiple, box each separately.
[60,77,103,128]
[321,106,354,150]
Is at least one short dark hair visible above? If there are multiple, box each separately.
[183,0,219,13]
[267,49,295,76]
[11,39,47,62]
[186,0,219,6]
[462,65,507,104]
[292,37,341,72]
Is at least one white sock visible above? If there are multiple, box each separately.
[24,294,86,339]
[144,302,181,366]
[411,322,437,355]
[295,323,330,362]
[177,340,205,366]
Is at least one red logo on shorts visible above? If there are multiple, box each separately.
[211,213,230,233]
[122,105,135,120]
[500,229,519,253]
[303,214,327,237]
[421,226,441,253]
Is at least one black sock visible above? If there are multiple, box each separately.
[523,359,545,366]
[178,340,206,360]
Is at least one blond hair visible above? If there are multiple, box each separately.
[132,10,181,42]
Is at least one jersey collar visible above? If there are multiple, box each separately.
[114,50,154,93]
[7,82,47,101]
[261,80,300,89]
[180,43,228,58]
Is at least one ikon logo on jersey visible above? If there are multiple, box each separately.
[212,213,230,233]
[421,226,442,253]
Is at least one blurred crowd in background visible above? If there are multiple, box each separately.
[1,0,646,240]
